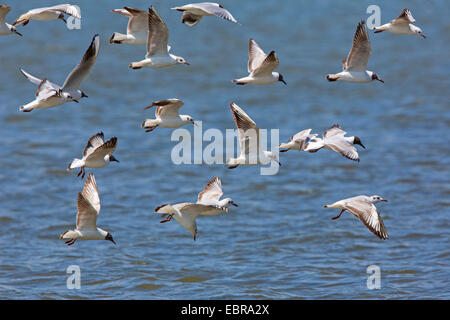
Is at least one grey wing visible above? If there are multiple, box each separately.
[146,7,169,57]
[86,137,117,161]
[153,99,184,119]
[83,132,105,157]
[123,7,148,35]
[345,200,389,240]
[323,124,347,138]
[248,38,267,73]
[392,8,415,24]
[345,20,371,71]
[62,34,100,91]
[45,4,81,19]
[325,137,360,162]
[229,102,260,156]
[197,177,223,205]
[252,51,279,76]
[191,3,238,24]
[20,69,60,91]
[0,4,11,23]
[181,12,203,27]
[76,174,100,230]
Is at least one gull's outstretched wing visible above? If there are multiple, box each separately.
[62,34,100,91]
[345,200,389,240]
[146,7,169,57]
[197,177,223,205]
[344,21,371,71]
[76,173,100,230]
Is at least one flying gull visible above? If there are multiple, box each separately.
[324,195,389,240]
[226,102,281,169]
[232,38,286,85]
[110,6,148,45]
[326,21,383,83]
[19,34,99,112]
[303,124,366,162]
[67,132,119,178]
[59,173,117,246]
[171,2,239,27]
[373,8,426,38]
[129,7,189,69]
[141,98,196,132]
[155,177,237,240]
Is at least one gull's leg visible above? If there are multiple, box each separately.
[160,214,173,223]
[65,239,76,246]
[77,168,82,177]
[81,167,85,179]
[332,209,345,220]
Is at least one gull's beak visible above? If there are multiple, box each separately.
[109,238,116,245]
[72,99,79,103]
[280,79,287,85]
[110,155,119,163]
[192,120,198,126]
[377,78,384,83]
[381,199,388,202]
[14,30,22,37]
[184,61,190,65]
[420,33,427,39]
[231,202,238,207]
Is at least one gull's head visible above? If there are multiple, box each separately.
[176,56,190,65]
[60,91,79,103]
[371,72,384,83]
[183,115,197,126]
[107,154,120,163]
[369,195,388,203]
[353,136,366,149]
[278,73,287,85]
[221,198,238,209]
[58,13,67,24]
[264,151,281,166]
[411,25,426,38]
[105,232,116,245]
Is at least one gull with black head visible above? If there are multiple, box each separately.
[326,21,383,83]
[59,173,116,246]
[67,132,119,179]
[19,34,99,112]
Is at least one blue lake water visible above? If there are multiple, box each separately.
[0,0,449,299]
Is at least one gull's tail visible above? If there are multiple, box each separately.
[67,158,84,170]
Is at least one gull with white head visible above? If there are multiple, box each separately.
[226,102,281,169]
[141,98,196,132]
[19,34,99,112]
[13,4,80,27]
[110,6,148,45]
[326,21,383,83]
[232,38,286,85]
[324,195,389,240]
[171,2,239,27]
[279,129,318,152]
[303,124,366,162]
[67,132,119,179]
[59,173,116,246]
[0,5,22,36]
[155,177,237,240]
[374,8,426,38]
[129,7,189,69]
